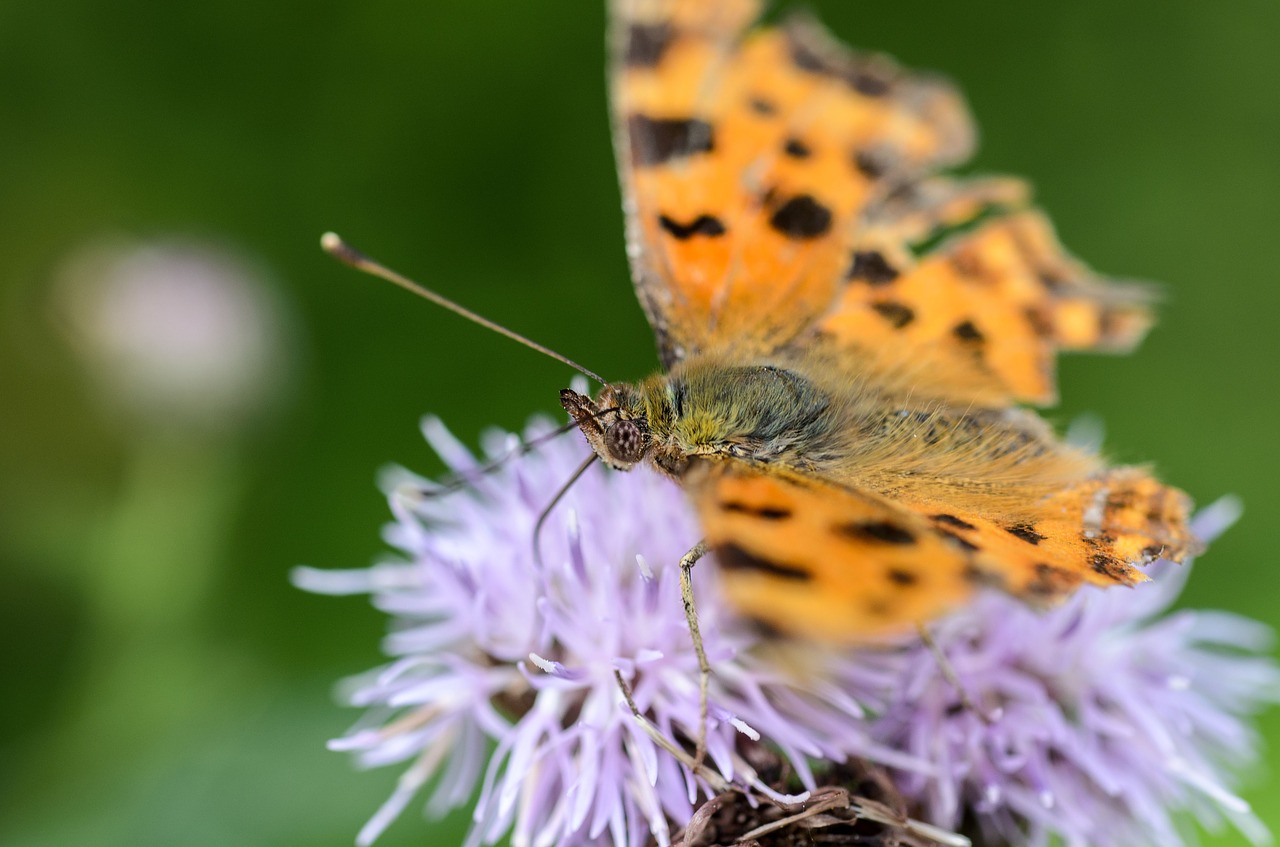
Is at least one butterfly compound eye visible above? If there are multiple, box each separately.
[604,419,646,464]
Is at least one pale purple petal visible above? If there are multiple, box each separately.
[298,416,1278,847]
[869,499,1279,847]
[300,417,894,846]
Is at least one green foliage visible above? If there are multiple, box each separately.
[1,2,1276,845]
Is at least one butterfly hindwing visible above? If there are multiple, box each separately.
[688,461,980,641]
[688,461,1196,641]
[894,467,1199,602]
[808,207,1155,406]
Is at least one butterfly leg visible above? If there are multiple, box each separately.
[611,669,731,794]
[916,623,995,725]
[679,539,712,771]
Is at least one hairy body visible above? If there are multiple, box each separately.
[594,348,1095,521]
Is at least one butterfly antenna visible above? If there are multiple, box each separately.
[532,453,598,569]
[411,419,584,499]
[916,623,996,725]
[412,406,619,500]
[321,232,609,386]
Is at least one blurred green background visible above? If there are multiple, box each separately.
[2,2,1277,845]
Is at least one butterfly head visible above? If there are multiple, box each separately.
[560,385,651,471]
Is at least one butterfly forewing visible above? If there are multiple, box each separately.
[612,1,975,365]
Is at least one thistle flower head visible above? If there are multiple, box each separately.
[874,498,1280,847]
[297,416,1277,847]
[296,415,904,847]
[53,236,287,432]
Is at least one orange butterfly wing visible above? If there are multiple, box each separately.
[612,2,973,364]
[690,462,1198,642]
[688,461,975,641]
[806,207,1155,406]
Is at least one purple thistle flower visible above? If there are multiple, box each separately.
[296,416,1277,847]
[873,497,1280,847]
[295,414,911,847]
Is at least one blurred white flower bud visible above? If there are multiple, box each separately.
[54,237,292,434]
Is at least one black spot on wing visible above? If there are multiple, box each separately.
[1006,523,1046,545]
[1090,553,1128,581]
[768,194,833,239]
[1143,487,1171,523]
[847,251,899,285]
[628,115,714,166]
[748,96,777,116]
[1105,490,1136,511]
[1025,562,1078,599]
[848,69,891,97]
[953,320,985,343]
[886,567,918,586]
[836,520,915,545]
[931,514,977,531]
[624,22,674,67]
[963,562,1006,588]
[864,597,892,617]
[716,543,812,582]
[870,301,915,329]
[658,213,727,240]
[1098,308,1127,343]
[743,615,787,640]
[1038,270,1066,291]
[1024,306,1054,339]
[783,137,812,158]
[784,30,892,97]
[719,500,792,520]
[938,529,979,553]
[852,149,887,178]
[786,34,827,73]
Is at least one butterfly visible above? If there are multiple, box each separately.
[558,0,1200,642]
